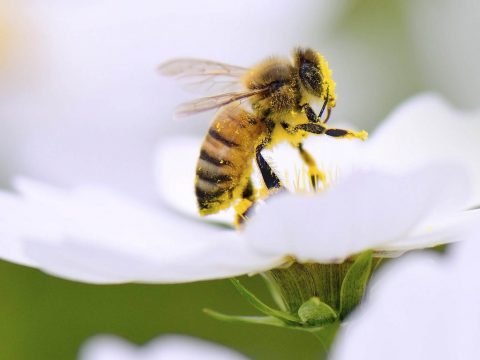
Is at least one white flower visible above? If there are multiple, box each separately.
[330,227,480,360]
[0,94,478,284]
[79,335,247,360]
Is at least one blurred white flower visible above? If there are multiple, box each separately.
[0,0,37,84]
[79,335,247,360]
[331,227,480,360]
[0,94,477,284]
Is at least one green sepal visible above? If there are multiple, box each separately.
[204,308,339,336]
[260,273,288,312]
[230,278,300,324]
[203,309,288,328]
[298,297,337,326]
[339,250,373,319]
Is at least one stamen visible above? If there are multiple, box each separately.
[288,164,340,194]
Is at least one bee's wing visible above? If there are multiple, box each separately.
[158,58,248,94]
[174,89,267,118]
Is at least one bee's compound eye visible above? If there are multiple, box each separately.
[299,61,323,96]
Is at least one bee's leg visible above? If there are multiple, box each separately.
[300,104,319,123]
[234,179,256,225]
[236,140,283,225]
[255,143,283,190]
[297,143,326,191]
[300,96,328,123]
[294,123,368,140]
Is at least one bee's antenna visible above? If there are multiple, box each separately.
[318,91,329,122]
[324,107,332,123]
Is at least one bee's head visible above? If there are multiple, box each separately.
[294,47,337,114]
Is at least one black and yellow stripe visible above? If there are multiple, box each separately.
[195,105,266,215]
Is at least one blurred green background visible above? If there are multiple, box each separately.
[0,263,323,359]
[0,0,479,358]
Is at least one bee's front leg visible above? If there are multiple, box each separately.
[292,123,367,190]
[300,103,319,123]
[294,123,368,140]
[300,96,330,123]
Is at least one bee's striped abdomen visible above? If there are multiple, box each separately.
[195,105,265,215]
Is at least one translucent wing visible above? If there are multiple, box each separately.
[175,89,267,118]
[158,58,248,94]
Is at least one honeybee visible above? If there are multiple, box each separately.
[159,48,367,222]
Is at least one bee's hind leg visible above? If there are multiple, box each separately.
[297,142,326,191]
[234,179,256,225]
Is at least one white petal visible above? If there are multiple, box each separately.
[243,163,471,263]
[365,93,480,207]
[0,191,40,267]
[0,178,280,283]
[79,335,248,360]
[154,136,237,225]
[378,208,480,255]
[331,229,480,360]
[154,136,201,217]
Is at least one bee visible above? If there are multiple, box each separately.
[159,48,367,222]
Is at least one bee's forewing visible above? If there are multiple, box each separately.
[159,58,248,94]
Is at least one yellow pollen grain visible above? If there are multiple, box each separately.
[357,130,369,141]
[316,52,337,107]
